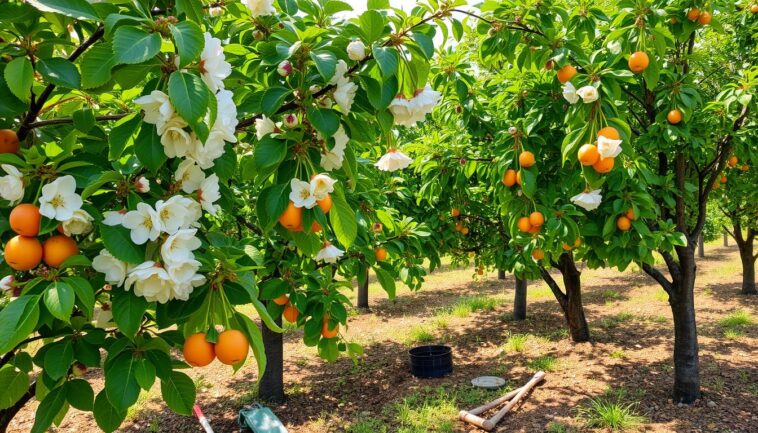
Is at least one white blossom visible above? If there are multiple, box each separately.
[175,159,205,193]
[61,209,94,236]
[103,209,127,226]
[93,303,115,329]
[562,82,580,104]
[333,80,357,114]
[243,0,275,18]
[570,189,603,211]
[375,148,413,172]
[347,40,366,61]
[134,176,150,193]
[314,242,344,264]
[170,273,205,301]
[389,86,441,127]
[310,174,335,200]
[211,89,239,143]
[208,5,223,16]
[283,113,298,128]
[92,249,128,286]
[187,133,226,169]
[200,32,231,93]
[156,195,193,234]
[289,178,317,209]
[597,135,623,159]
[183,199,203,228]
[0,164,24,204]
[125,261,174,304]
[198,174,221,215]
[135,90,174,131]
[161,229,202,266]
[122,202,162,244]
[159,116,193,158]
[255,115,276,140]
[576,85,599,103]
[329,60,349,86]
[320,126,348,171]
[38,175,83,221]
[1,275,14,293]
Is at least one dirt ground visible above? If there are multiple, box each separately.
[7,243,758,433]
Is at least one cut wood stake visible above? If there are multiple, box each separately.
[458,386,524,429]
[458,371,545,431]
[482,371,545,430]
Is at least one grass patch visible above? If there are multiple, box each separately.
[349,418,387,433]
[654,289,669,302]
[719,310,754,328]
[503,333,529,353]
[527,355,558,372]
[404,326,436,345]
[546,422,571,433]
[392,386,502,433]
[447,295,501,318]
[430,313,451,329]
[529,284,554,299]
[601,289,622,303]
[598,313,634,329]
[580,399,645,430]
[610,349,627,359]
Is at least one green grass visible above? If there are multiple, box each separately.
[404,326,436,345]
[447,295,501,318]
[348,418,387,433]
[546,422,571,433]
[654,289,669,302]
[580,398,645,430]
[528,284,554,299]
[610,349,627,359]
[598,312,634,329]
[391,386,502,433]
[527,355,558,372]
[503,333,530,352]
[723,329,744,340]
[601,289,622,303]
[719,310,754,328]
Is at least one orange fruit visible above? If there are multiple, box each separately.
[516,171,522,185]
[183,333,215,367]
[517,217,532,233]
[667,109,682,124]
[451,208,460,217]
[556,65,577,83]
[502,169,517,187]
[597,127,620,140]
[215,329,249,365]
[455,221,463,232]
[317,195,332,214]
[578,144,600,166]
[532,249,544,260]
[519,151,535,168]
[593,157,615,174]
[42,234,78,268]
[752,4,758,13]
[562,243,572,251]
[283,303,299,322]
[529,211,544,227]
[375,246,387,261]
[712,181,720,190]
[0,129,20,154]
[628,51,650,74]
[273,294,289,306]
[698,11,711,25]
[279,201,303,230]
[574,238,582,248]
[9,204,41,237]
[461,227,470,235]
[4,235,43,271]
[617,215,632,231]
[741,164,749,172]
[527,225,541,234]
[625,208,636,220]
[310,221,322,233]
[687,8,700,21]
[321,319,339,339]
[720,175,727,184]
[727,155,738,167]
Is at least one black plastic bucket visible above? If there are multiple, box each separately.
[409,345,453,378]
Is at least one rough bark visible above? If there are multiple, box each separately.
[697,232,704,259]
[0,381,35,433]
[670,246,701,403]
[497,269,506,280]
[512,277,527,320]
[723,231,729,247]
[539,254,590,342]
[357,266,370,309]
[258,315,285,403]
[731,223,757,295]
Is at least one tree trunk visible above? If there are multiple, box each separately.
[697,232,704,258]
[732,224,757,295]
[539,253,590,342]
[669,246,701,403]
[498,269,506,280]
[357,266,370,309]
[258,315,285,403]
[723,231,728,247]
[512,277,527,321]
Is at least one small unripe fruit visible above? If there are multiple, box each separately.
[277,60,293,77]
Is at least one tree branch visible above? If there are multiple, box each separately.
[539,266,567,310]
[642,262,675,300]
[27,114,129,130]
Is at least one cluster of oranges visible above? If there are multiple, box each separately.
[0,129,20,154]
[278,196,331,232]
[714,155,750,189]
[686,8,712,25]
[183,330,250,367]
[4,204,79,271]
[577,127,620,174]
[451,208,470,235]
[273,294,300,322]
[617,208,636,232]
[517,211,545,235]
[562,238,582,251]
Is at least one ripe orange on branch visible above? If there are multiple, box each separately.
[519,151,535,168]
[0,129,20,154]
[556,65,577,83]
[451,208,460,217]
[375,246,388,261]
[698,11,711,25]
[593,157,615,174]
[625,208,636,220]
[183,333,216,367]
[317,195,332,214]
[617,215,632,231]
[727,155,738,167]
[597,127,621,140]
[10,204,41,237]
[273,294,289,305]
[215,329,249,365]
[517,217,532,233]
[502,169,517,187]
[42,234,78,268]
[4,235,43,271]
[578,144,600,166]
[279,201,303,230]
[532,249,545,260]
[628,51,650,74]
[687,8,701,21]
[667,109,682,124]
[283,303,299,322]
[529,211,545,227]
[321,320,339,339]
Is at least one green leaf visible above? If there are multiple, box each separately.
[412,33,434,59]
[134,358,156,390]
[30,386,67,433]
[66,379,94,411]
[100,223,146,263]
[108,114,140,160]
[26,0,98,20]
[168,71,209,131]
[73,108,96,133]
[0,296,40,353]
[364,76,397,111]
[374,267,396,299]
[81,170,124,200]
[43,281,75,322]
[64,276,95,319]
[112,289,149,339]
[175,0,203,22]
[310,51,337,82]
[44,340,74,380]
[105,352,140,411]
[372,46,398,78]
[254,136,287,170]
[79,42,117,89]
[260,86,292,116]
[113,26,162,65]
[37,58,80,89]
[4,57,33,102]
[307,107,339,137]
[0,365,29,410]
[134,123,167,173]
[234,313,266,378]
[329,189,357,249]
[160,372,196,416]
[94,390,126,433]
[360,10,385,43]
[170,21,204,68]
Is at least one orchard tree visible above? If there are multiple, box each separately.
[0,0,462,429]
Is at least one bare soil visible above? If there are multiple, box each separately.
[7,244,758,433]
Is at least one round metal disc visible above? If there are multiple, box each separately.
[471,376,506,389]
